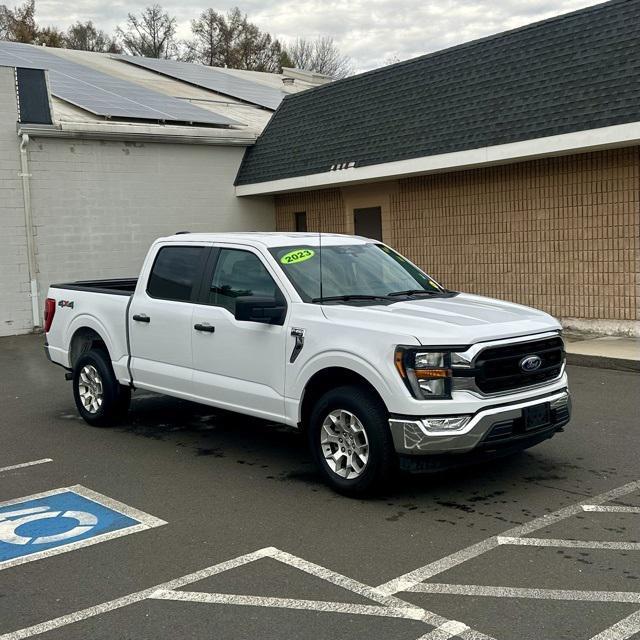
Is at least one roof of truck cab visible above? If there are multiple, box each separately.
[159,232,373,248]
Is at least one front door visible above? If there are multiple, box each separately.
[129,244,209,395]
[191,245,289,422]
[354,206,382,241]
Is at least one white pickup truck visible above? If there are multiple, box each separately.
[44,233,570,494]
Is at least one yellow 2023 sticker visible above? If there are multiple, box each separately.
[280,248,315,265]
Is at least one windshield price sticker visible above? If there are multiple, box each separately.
[280,249,315,265]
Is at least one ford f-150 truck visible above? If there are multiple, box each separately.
[44,233,570,494]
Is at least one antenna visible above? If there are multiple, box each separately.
[318,227,324,302]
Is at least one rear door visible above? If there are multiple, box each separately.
[129,244,209,395]
[191,244,289,422]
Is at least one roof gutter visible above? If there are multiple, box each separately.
[17,122,257,146]
[235,122,640,196]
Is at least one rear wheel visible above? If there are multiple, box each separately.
[308,385,396,496]
[72,349,130,427]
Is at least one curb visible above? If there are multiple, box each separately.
[566,352,640,373]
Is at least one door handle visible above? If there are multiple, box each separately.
[194,323,215,333]
[132,314,150,323]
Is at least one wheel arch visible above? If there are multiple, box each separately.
[299,367,387,431]
[68,326,110,369]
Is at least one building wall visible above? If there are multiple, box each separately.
[26,138,274,320]
[0,67,32,337]
[274,148,640,332]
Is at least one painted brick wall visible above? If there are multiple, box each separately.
[26,138,275,324]
[274,148,639,324]
[0,67,31,337]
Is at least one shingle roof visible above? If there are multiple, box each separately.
[236,0,640,186]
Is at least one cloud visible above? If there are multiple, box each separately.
[35,0,602,72]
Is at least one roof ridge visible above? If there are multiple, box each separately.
[281,0,628,102]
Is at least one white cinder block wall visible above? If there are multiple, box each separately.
[27,138,274,322]
[0,67,32,337]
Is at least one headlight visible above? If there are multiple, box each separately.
[395,348,452,400]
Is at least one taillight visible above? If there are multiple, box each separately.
[44,298,56,332]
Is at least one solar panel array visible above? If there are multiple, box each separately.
[118,56,285,110]
[0,41,240,126]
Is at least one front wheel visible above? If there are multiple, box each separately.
[308,385,396,496]
[72,349,131,427]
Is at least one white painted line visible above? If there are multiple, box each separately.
[498,536,640,551]
[150,589,427,620]
[0,459,52,474]
[583,505,640,514]
[589,608,640,640]
[268,548,484,632]
[0,486,166,571]
[376,479,640,596]
[417,621,470,640]
[0,548,275,640]
[68,486,167,528]
[407,583,640,603]
[376,537,503,596]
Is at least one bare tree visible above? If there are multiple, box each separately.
[66,20,120,53]
[185,7,288,72]
[0,0,37,43]
[117,4,177,58]
[287,36,352,78]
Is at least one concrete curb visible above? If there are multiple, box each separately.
[566,353,640,373]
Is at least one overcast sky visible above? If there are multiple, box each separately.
[36,0,603,72]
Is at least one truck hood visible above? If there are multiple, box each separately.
[321,293,561,346]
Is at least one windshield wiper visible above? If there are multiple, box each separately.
[387,289,442,297]
[312,294,391,303]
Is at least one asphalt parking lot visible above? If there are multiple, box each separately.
[1,333,639,640]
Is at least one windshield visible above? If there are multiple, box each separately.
[269,243,444,303]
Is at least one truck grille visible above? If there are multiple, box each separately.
[474,336,564,394]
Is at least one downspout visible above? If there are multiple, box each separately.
[19,132,40,329]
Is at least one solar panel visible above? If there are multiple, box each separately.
[0,41,241,126]
[118,56,285,110]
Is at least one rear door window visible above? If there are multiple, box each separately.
[147,246,207,302]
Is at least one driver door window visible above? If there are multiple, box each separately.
[208,249,282,313]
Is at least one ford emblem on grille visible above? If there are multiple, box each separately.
[519,355,542,372]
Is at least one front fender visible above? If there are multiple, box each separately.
[291,350,401,422]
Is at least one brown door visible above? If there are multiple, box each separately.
[353,207,382,241]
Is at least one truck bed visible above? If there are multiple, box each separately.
[49,278,138,296]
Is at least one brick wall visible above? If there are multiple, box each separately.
[274,147,639,324]
[0,67,32,337]
[275,189,346,233]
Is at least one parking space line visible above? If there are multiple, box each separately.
[589,608,640,640]
[407,583,640,603]
[497,536,640,551]
[0,545,495,640]
[150,589,427,620]
[375,480,640,596]
[417,621,470,640]
[0,459,52,474]
[267,548,485,634]
[583,505,640,514]
[0,548,274,640]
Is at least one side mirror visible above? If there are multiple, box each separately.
[235,296,286,325]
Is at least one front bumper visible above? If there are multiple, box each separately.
[389,389,571,459]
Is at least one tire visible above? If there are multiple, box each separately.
[308,385,396,496]
[72,349,131,427]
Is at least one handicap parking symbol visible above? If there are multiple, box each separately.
[0,486,165,569]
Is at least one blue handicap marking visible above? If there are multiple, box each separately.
[0,488,148,566]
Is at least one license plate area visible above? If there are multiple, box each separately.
[523,403,551,430]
